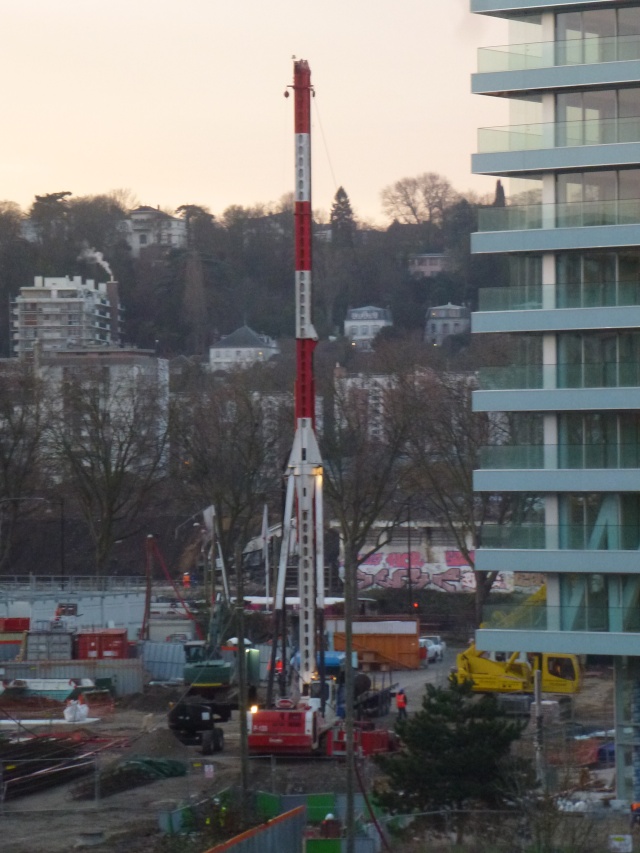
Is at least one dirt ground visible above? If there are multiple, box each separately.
[0,650,617,852]
[0,687,383,852]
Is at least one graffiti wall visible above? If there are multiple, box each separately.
[353,545,514,593]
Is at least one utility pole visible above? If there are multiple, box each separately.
[235,543,250,817]
[407,504,413,613]
[59,497,65,587]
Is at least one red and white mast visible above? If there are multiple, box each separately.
[276,59,324,691]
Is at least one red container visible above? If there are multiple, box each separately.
[100,628,128,659]
[76,632,101,659]
[4,618,30,632]
[75,628,128,660]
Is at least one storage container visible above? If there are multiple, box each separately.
[25,630,74,661]
[75,628,129,660]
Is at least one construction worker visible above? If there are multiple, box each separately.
[182,571,191,590]
[395,688,407,721]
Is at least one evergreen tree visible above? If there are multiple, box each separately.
[330,186,356,248]
[375,682,530,841]
[493,179,506,207]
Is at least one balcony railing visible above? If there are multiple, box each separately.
[477,198,640,232]
[481,523,640,550]
[480,443,640,470]
[480,361,640,390]
[478,34,640,74]
[478,115,640,154]
[481,602,640,634]
[482,601,547,630]
[478,281,640,311]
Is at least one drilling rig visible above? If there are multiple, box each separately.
[246,58,334,756]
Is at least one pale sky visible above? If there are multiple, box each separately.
[0,1,508,225]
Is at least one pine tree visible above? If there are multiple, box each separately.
[375,681,531,841]
[493,179,506,207]
[330,186,356,248]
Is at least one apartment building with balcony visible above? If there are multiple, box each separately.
[11,276,123,358]
[470,0,640,799]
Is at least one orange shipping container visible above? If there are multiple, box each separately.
[333,629,420,670]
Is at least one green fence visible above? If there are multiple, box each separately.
[256,790,337,824]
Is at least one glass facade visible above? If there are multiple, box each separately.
[472,0,640,801]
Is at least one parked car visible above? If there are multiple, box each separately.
[420,636,445,662]
[419,637,439,663]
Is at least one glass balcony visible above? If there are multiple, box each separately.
[478,198,640,232]
[478,204,543,232]
[482,601,548,630]
[481,603,640,634]
[478,116,640,154]
[480,361,640,390]
[479,285,543,311]
[478,34,640,74]
[480,443,640,469]
[478,281,640,311]
[481,524,640,551]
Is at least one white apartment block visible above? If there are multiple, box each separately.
[41,347,170,471]
[11,276,123,358]
[333,368,395,440]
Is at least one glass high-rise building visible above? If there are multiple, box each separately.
[470,0,640,798]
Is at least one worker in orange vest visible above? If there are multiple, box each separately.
[182,571,191,589]
[396,688,407,721]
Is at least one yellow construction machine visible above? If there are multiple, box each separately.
[453,643,581,695]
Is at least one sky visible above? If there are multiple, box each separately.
[0,1,509,225]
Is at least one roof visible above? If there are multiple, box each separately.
[345,306,393,322]
[430,302,467,311]
[130,206,172,218]
[213,325,275,349]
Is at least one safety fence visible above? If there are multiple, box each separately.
[202,805,306,853]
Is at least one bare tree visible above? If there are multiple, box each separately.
[404,366,520,625]
[322,362,412,853]
[45,361,169,574]
[0,362,47,570]
[174,367,294,573]
[381,172,460,225]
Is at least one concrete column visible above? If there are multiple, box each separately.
[546,572,560,629]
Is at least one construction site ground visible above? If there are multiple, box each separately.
[0,647,618,852]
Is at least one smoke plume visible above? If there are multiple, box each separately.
[77,246,113,280]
